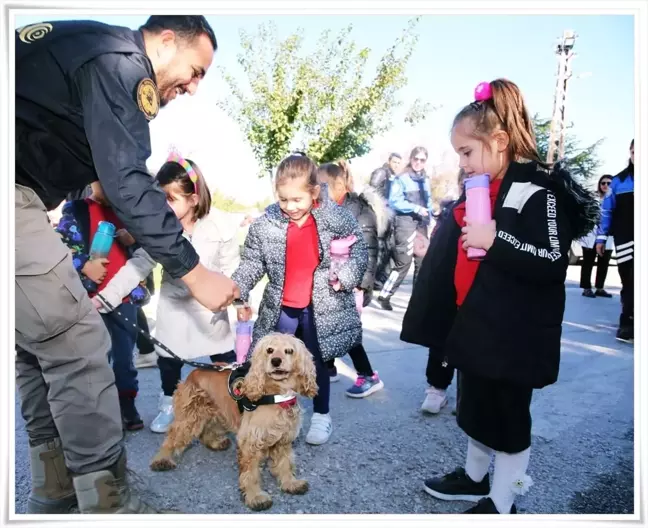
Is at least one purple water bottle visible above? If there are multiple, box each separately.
[464,174,491,261]
[89,221,115,259]
[235,321,253,364]
[329,235,357,286]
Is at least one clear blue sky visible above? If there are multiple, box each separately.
[15,12,635,178]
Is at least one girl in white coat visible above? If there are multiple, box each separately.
[150,154,241,433]
[95,153,241,434]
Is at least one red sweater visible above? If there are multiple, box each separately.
[453,178,502,307]
[282,213,320,308]
[86,199,128,301]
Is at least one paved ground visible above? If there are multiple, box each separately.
[14,265,634,515]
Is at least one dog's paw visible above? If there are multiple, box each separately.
[203,437,231,452]
[150,456,177,472]
[246,492,273,511]
[282,479,309,495]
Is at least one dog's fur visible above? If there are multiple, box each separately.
[150,333,318,511]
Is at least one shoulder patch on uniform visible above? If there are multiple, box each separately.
[136,78,160,121]
[503,182,545,212]
[17,22,53,44]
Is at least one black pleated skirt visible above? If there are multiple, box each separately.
[456,370,534,453]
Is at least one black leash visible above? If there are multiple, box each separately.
[96,293,241,372]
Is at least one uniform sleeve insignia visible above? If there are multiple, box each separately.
[17,23,53,44]
[136,78,160,121]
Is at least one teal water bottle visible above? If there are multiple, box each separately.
[89,221,115,259]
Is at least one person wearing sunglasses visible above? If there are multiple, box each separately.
[377,146,433,310]
[578,175,615,299]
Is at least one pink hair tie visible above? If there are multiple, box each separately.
[474,82,492,102]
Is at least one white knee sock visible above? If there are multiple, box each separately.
[490,448,533,514]
[465,438,493,483]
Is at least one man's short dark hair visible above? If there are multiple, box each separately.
[140,16,217,51]
[388,152,402,161]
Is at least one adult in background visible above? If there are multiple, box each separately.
[596,139,634,342]
[369,153,402,290]
[16,15,238,514]
[377,146,433,310]
[369,152,402,201]
[579,175,614,299]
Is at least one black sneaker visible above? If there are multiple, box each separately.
[377,297,393,311]
[328,365,340,383]
[616,326,634,343]
[595,289,612,298]
[582,289,595,298]
[464,497,517,514]
[119,394,144,431]
[424,467,490,502]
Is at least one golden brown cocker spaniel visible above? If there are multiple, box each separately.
[150,333,318,511]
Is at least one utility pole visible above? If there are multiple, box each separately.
[547,30,577,164]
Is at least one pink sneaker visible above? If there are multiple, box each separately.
[345,372,384,398]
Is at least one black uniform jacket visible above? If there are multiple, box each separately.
[16,20,198,278]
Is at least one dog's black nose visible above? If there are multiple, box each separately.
[271,357,282,367]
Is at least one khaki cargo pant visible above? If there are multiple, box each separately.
[15,184,123,474]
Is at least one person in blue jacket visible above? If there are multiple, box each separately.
[377,146,433,310]
[596,139,634,342]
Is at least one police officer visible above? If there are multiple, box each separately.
[368,152,401,290]
[376,146,432,310]
[368,152,402,201]
[15,16,239,514]
[596,139,635,342]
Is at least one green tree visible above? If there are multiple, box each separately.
[404,99,442,127]
[219,19,424,181]
[211,187,249,213]
[533,114,604,182]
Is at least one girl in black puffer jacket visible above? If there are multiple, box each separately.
[402,79,598,514]
[318,160,389,398]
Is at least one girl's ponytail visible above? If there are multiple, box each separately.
[453,78,548,167]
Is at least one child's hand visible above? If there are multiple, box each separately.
[91,297,104,311]
[237,306,252,322]
[82,258,109,283]
[461,218,497,251]
[116,229,136,247]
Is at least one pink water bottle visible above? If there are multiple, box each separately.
[329,235,357,286]
[235,321,253,363]
[464,174,491,260]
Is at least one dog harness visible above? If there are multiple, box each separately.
[228,363,298,413]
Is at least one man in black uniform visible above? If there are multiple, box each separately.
[368,152,402,201]
[368,153,401,290]
[15,16,239,514]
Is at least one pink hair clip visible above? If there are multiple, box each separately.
[474,82,492,102]
[167,151,199,193]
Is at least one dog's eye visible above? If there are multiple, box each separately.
[285,348,294,355]
[266,347,274,354]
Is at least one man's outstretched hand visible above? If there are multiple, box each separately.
[181,263,240,312]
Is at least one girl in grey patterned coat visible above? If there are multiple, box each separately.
[232,154,367,445]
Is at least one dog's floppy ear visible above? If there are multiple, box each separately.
[240,337,268,402]
[293,337,318,399]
